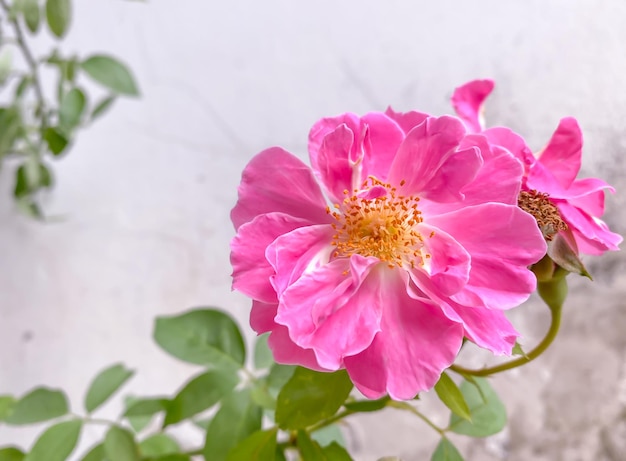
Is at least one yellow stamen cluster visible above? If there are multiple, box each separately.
[518,190,568,240]
[326,177,428,269]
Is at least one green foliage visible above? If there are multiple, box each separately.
[123,397,168,433]
[163,369,238,426]
[154,308,246,371]
[46,0,71,38]
[85,363,134,413]
[276,367,353,430]
[0,0,138,216]
[79,444,104,461]
[225,428,277,461]
[204,389,263,461]
[0,447,25,461]
[139,434,180,457]
[0,396,16,421]
[104,426,140,461]
[0,306,520,460]
[6,388,68,425]
[434,372,471,421]
[448,378,506,437]
[431,438,464,461]
[81,55,139,96]
[25,420,82,461]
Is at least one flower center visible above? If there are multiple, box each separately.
[518,190,567,240]
[327,177,427,268]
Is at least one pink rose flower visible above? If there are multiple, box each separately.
[231,111,546,399]
[452,79,623,256]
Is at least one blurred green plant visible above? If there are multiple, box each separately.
[0,0,138,218]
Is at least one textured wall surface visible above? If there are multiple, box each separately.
[1,1,625,459]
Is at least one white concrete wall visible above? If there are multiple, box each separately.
[1,1,625,459]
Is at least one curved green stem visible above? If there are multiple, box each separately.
[387,401,445,436]
[308,409,353,434]
[450,298,563,377]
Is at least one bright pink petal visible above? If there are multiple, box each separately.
[441,302,518,355]
[556,201,622,253]
[231,147,331,229]
[231,213,312,303]
[309,123,358,203]
[483,127,534,168]
[251,300,327,370]
[550,177,612,217]
[457,134,523,206]
[276,255,381,370]
[384,107,429,134]
[359,112,405,181]
[268,324,328,371]
[451,79,495,133]
[309,113,361,166]
[429,203,546,265]
[413,224,470,296]
[537,117,582,189]
[428,204,545,309]
[388,116,480,201]
[265,224,335,298]
[250,300,278,334]
[308,113,404,201]
[452,258,538,310]
[344,272,463,399]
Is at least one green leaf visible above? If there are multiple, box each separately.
[250,383,275,410]
[344,396,389,413]
[79,444,104,461]
[275,446,287,461]
[25,419,82,461]
[139,434,179,457]
[0,107,23,155]
[44,127,69,156]
[81,55,139,96]
[153,308,246,370]
[322,442,352,461]
[253,333,273,370]
[0,396,16,421]
[0,447,25,461]
[203,389,262,461]
[45,0,71,38]
[6,388,68,425]
[448,378,506,437]
[431,438,464,461]
[434,372,471,422]
[146,456,189,461]
[0,49,12,85]
[276,368,353,430]
[91,96,116,121]
[23,0,41,33]
[59,87,86,130]
[163,368,238,426]
[511,342,527,358]
[267,364,295,391]
[296,431,325,461]
[226,428,277,461]
[104,426,140,461]
[123,397,169,433]
[85,363,134,413]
